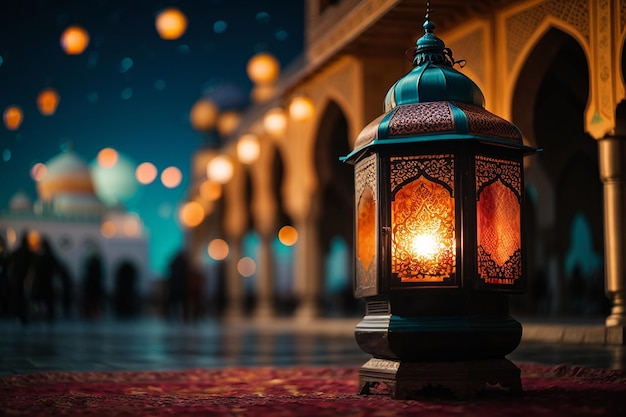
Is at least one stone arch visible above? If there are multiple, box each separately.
[512,26,598,315]
[312,99,355,315]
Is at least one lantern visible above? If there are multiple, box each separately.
[342,13,536,400]
[263,107,287,137]
[37,88,60,116]
[155,8,188,40]
[60,25,89,55]
[3,105,23,130]
[289,96,314,121]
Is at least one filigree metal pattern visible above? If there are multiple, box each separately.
[387,102,455,136]
[454,102,521,142]
[475,155,521,199]
[390,155,456,282]
[390,154,454,194]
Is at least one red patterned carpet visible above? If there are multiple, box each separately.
[1,363,625,416]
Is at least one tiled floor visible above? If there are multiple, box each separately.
[1,318,624,377]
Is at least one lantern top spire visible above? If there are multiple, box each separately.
[413,1,452,67]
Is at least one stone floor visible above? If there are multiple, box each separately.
[1,317,624,377]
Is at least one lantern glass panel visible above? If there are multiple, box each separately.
[390,155,456,283]
[476,155,522,285]
[355,154,378,294]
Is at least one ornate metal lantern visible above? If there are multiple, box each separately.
[342,12,536,399]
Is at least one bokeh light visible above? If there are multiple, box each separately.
[190,98,219,131]
[264,107,287,137]
[101,220,116,238]
[217,111,240,137]
[155,8,188,40]
[135,162,158,185]
[278,225,298,246]
[207,238,229,261]
[237,134,260,164]
[237,257,257,277]
[60,25,90,55]
[30,163,47,182]
[289,96,314,121]
[161,166,183,188]
[123,216,140,237]
[178,201,205,228]
[37,88,60,116]
[199,179,222,201]
[246,52,280,85]
[206,155,233,184]
[3,106,23,130]
[97,147,119,168]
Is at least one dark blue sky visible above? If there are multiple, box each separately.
[0,0,305,275]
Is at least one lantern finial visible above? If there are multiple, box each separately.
[412,1,463,68]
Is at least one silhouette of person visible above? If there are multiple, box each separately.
[114,261,138,319]
[30,237,62,323]
[7,231,35,324]
[82,251,105,319]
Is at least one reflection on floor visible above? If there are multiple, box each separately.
[1,318,624,377]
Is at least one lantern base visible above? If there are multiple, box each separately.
[358,357,522,400]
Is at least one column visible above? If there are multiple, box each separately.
[293,213,322,321]
[253,232,276,320]
[599,135,626,330]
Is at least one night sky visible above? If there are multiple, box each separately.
[0,0,305,276]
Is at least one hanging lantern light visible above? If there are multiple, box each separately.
[3,106,23,130]
[236,134,260,164]
[207,155,234,184]
[37,88,60,116]
[60,25,90,55]
[190,98,219,132]
[263,107,287,137]
[289,96,314,121]
[342,8,537,400]
[155,7,188,40]
[246,52,280,85]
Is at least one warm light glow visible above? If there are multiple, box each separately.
[278,225,298,246]
[161,166,183,188]
[217,111,240,136]
[236,134,260,164]
[208,238,229,261]
[37,88,60,116]
[27,230,41,251]
[411,233,443,260]
[60,25,90,55]
[179,201,205,228]
[123,216,140,237]
[155,8,188,40]
[6,228,17,247]
[3,106,23,130]
[190,98,219,131]
[250,84,275,103]
[246,52,280,85]
[199,179,222,201]
[289,96,314,121]
[135,162,158,185]
[263,107,287,137]
[97,147,119,168]
[206,155,233,184]
[30,163,47,182]
[101,220,116,238]
[237,257,256,277]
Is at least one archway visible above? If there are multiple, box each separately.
[313,100,358,316]
[513,28,601,316]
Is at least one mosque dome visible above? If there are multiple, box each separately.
[37,150,96,202]
[346,13,533,161]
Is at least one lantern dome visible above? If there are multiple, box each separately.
[345,14,534,162]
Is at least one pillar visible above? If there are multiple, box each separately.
[598,135,626,329]
[253,232,276,320]
[293,212,322,320]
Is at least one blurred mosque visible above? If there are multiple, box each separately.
[0,147,150,315]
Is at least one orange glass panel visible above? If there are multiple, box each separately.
[476,156,522,284]
[391,176,455,282]
[357,185,376,272]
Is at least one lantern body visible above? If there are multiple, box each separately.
[343,14,536,399]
